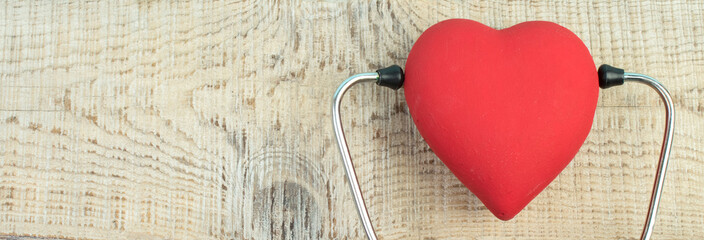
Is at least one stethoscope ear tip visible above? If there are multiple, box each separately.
[376,65,405,90]
[598,64,625,89]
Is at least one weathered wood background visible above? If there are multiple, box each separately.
[0,1,702,239]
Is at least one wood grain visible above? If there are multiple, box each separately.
[0,1,702,239]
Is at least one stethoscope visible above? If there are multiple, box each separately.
[332,64,674,240]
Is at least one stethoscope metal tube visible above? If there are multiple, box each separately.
[332,66,674,240]
[332,72,380,240]
[623,72,675,240]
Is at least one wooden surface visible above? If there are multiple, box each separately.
[0,1,702,239]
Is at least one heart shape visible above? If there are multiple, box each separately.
[404,19,599,220]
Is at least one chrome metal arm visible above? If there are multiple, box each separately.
[624,73,675,240]
[332,72,379,240]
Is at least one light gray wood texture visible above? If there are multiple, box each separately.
[0,1,702,239]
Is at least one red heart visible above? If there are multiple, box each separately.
[404,19,599,220]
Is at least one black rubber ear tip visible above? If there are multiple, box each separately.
[376,65,404,90]
[598,64,625,89]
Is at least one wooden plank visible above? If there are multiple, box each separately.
[0,0,702,239]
